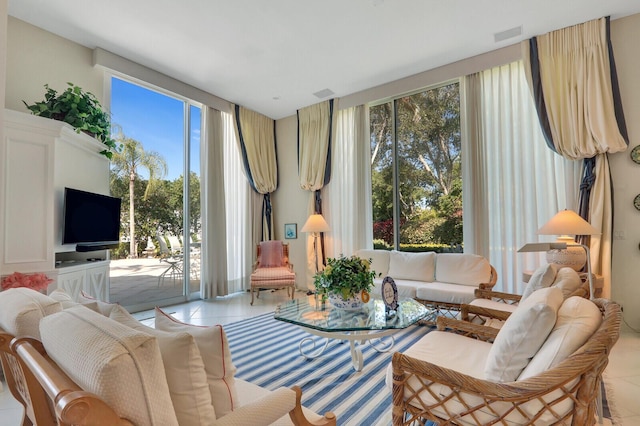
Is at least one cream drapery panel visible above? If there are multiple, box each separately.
[522,17,629,297]
[324,105,373,259]
[233,105,278,242]
[463,62,581,294]
[297,99,335,278]
[200,107,228,298]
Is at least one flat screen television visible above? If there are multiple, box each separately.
[62,187,122,252]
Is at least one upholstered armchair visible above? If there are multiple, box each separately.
[250,241,296,305]
[390,287,621,425]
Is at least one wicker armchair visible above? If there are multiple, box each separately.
[391,298,621,426]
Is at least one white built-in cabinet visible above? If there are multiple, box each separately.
[1,109,111,301]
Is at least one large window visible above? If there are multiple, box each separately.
[370,82,461,250]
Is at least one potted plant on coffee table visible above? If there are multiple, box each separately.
[23,82,118,159]
[314,254,376,310]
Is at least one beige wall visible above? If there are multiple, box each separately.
[6,17,104,111]
[609,13,640,329]
[5,14,640,327]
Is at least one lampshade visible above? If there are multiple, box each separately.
[301,214,330,233]
[536,209,600,236]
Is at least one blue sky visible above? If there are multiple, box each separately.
[110,77,200,181]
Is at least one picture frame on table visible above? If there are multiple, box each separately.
[284,223,297,239]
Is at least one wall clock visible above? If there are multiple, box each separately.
[634,194,640,211]
[631,145,640,165]
[381,276,398,311]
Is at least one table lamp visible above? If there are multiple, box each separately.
[535,209,600,272]
[301,213,330,274]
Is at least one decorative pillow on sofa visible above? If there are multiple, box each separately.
[40,306,179,426]
[550,267,583,299]
[0,287,61,339]
[484,287,564,382]
[110,305,216,425]
[521,263,559,300]
[518,296,602,380]
[155,307,237,418]
[49,288,100,312]
[355,249,390,278]
[78,290,116,316]
[435,253,491,286]
[387,251,436,282]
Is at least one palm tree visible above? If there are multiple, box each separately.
[110,136,167,258]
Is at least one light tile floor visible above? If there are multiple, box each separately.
[1,290,639,425]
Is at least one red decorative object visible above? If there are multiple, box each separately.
[1,272,53,292]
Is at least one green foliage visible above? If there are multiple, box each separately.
[314,255,376,300]
[23,83,117,158]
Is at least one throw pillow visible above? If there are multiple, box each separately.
[484,286,564,382]
[551,267,583,299]
[521,263,559,300]
[518,296,602,379]
[0,287,62,339]
[110,305,216,425]
[259,240,284,267]
[387,251,436,282]
[49,288,99,312]
[155,307,237,418]
[40,306,178,426]
[78,290,116,316]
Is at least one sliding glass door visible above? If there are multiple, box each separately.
[108,76,201,310]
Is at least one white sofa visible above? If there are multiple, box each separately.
[0,288,335,426]
[355,249,497,319]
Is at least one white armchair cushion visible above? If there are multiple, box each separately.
[0,288,61,339]
[518,296,602,379]
[551,267,583,299]
[355,249,390,278]
[521,263,559,300]
[155,307,238,418]
[435,253,491,286]
[485,287,564,382]
[110,305,216,425]
[40,306,178,426]
[387,251,436,282]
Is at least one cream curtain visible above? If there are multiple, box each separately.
[324,105,373,259]
[463,62,582,294]
[297,99,335,281]
[233,105,278,242]
[522,17,629,297]
[200,107,228,298]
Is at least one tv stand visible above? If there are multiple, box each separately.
[53,251,110,301]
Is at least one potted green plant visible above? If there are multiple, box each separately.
[23,83,118,159]
[314,254,376,309]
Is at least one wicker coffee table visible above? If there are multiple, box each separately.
[274,296,429,371]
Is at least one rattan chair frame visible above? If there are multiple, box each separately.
[391,298,621,426]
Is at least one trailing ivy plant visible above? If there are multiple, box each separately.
[23,83,118,159]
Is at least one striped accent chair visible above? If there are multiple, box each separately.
[250,241,296,305]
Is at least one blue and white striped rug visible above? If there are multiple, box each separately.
[224,311,429,426]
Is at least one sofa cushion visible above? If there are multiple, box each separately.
[355,249,390,278]
[78,290,116,316]
[49,288,101,313]
[415,282,477,305]
[518,296,602,380]
[372,279,419,299]
[0,288,62,339]
[551,267,583,299]
[435,253,491,286]
[40,306,178,426]
[110,305,216,425]
[155,307,237,418]
[485,287,564,382]
[388,251,436,282]
[521,263,559,300]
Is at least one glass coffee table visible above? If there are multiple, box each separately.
[274,296,429,371]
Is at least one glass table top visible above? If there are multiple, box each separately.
[274,296,429,333]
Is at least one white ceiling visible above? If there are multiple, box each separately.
[8,0,640,119]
